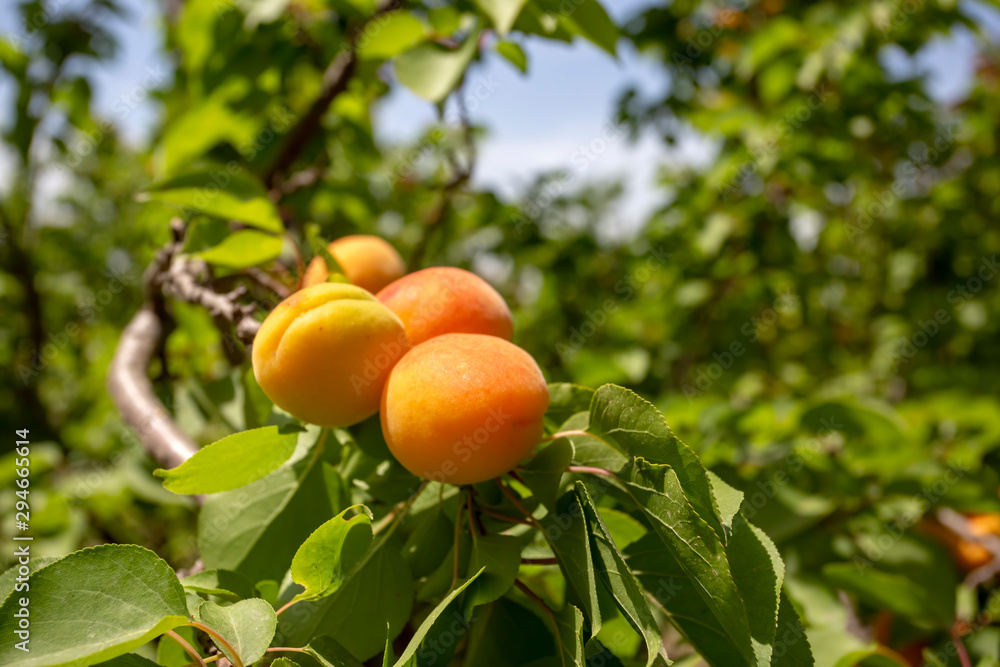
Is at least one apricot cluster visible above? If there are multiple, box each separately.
[252,234,548,484]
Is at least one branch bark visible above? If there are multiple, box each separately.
[108,306,199,470]
[108,220,265,473]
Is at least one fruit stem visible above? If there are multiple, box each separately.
[187,622,245,667]
[165,630,208,667]
[952,623,973,667]
[496,478,541,529]
[476,505,532,525]
[373,480,430,535]
[452,497,465,587]
[565,465,615,477]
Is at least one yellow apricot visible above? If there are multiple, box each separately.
[301,256,329,289]
[380,333,549,485]
[328,235,406,294]
[252,283,409,427]
[376,267,513,345]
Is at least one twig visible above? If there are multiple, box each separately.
[496,479,540,529]
[521,557,558,565]
[951,624,973,667]
[165,630,208,667]
[244,267,291,299]
[476,504,532,525]
[188,622,244,667]
[264,0,404,188]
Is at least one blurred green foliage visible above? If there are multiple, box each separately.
[2,0,1000,664]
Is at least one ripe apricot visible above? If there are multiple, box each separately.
[334,235,407,293]
[252,283,409,427]
[301,235,406,293]
[380,333,549,485]
[301,256,329,289]
[376,267,513,345]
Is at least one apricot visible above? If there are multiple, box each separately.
[380,333,549,485]
[300,235,406,293]
[376,267,513,345]
[301,256,329,289]
[252,283,409,427]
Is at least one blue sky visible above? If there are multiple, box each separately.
[2,0,999,229]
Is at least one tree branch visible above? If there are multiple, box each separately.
[264,0,404,189]
[108,220,265,473]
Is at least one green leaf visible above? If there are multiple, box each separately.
[588,385,725,540]
[728,514,783,666]
[382,624,395,667]
[0,545,188,667]
[576,482,661,667]
[466,535,522,607]
[197,230,283,269]
[303,636,366,667]
[393,567,486,666]
[772,594,814,666]
[540,488,601,636]
[279,538,414,662]
[198,427,337,583]
[401,505,454,579]
[520,438,573,509]
[822,537,957,629]
[546,383,595,425]
[551,604,585,667]
[496,41,528,74]
[94,655,161,667]
[357,11,428,60]
[621,459,755,666]
[465,597,557,666]
[157,626,203,667]
[271,658,303,667]
[155,425,301,494]
[395,31,480,102]
[0,556,58,605]
[198,598,277,665]
[707,471,744,534]
[558,0,618,55]
[475,0,529,35]
[290,505,374,602]
[181,569,256,601]
[140,168,284,233]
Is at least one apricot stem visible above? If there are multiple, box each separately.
[952,624,973,667]
[496,479,541,529]
[476,505,532,525]
[513,579,561,646]
[452,498,465,586]
[373,480,429,535]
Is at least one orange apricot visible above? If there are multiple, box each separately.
[376,267,513,345]
[328,235,406,294]
[380,333,549,485]
[252,283,409,427]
